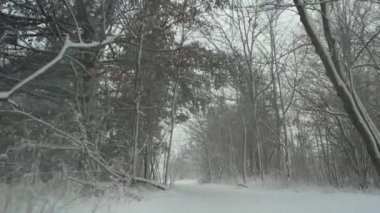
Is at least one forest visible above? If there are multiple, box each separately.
[0,1,380,210]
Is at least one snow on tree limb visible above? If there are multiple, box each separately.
[0,34,117,100]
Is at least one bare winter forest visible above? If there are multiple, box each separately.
[0,0,380,212]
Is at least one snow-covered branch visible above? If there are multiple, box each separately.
[0,31,9,44]
[0,35,117,100]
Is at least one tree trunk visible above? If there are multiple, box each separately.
[237,93,247,184]
[164,74,180,185]
[132,24,145,178]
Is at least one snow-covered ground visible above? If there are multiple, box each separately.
[57,179,379,213]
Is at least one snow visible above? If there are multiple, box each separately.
[57,179,380,213]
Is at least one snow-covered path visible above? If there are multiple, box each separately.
[66,179,379,213]
[125,180,379,213]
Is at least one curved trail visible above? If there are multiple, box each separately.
[65,179,379,213]
[125,180,379,213]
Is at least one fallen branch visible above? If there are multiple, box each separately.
[131,176,167,190]
[237,183,249,188]
[68,176,88,185]
[0,109,166,190]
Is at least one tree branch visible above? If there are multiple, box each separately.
[0,34,116,100]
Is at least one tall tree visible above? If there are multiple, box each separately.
[293,0,380,175]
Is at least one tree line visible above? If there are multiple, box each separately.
[0,0,379,189]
